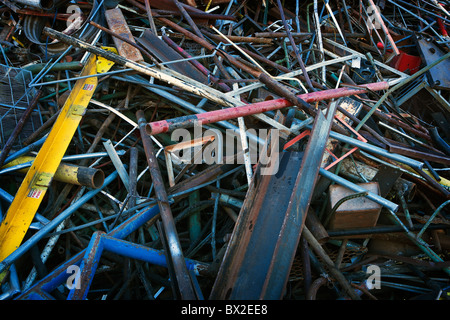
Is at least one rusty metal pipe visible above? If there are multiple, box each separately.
[136,110,196,300]
[172,0,205,41]
[2,156,105,188]
[146,81,389,135]
[306,276,328,300]
[240,47,326,90]
[152,14,263,77]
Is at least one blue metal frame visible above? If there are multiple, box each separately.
[68,232,202,300]
[15,199,206,299]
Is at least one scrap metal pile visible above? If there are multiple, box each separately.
[0,0,449,301]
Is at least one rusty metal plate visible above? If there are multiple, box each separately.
[105,8,144,62]
[136,29,208,84]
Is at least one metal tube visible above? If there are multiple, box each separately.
[367,0,400,55]
[103,139,130,191]
[146,81,389,135]
[303,226,361,300]
[355,51,450,132]
[326,129,424,170]
[276,0,316,92]
[23,61,83,74]
[3,134,47,165]
[417,200,450,239]
[1,157,105,188]
[161,35,231,92]
[319,168,399,212]
[122,74,263,146]
[136,110,196,300]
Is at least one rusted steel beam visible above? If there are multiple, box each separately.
[209,102,358,299]
[146,81,390,135]
[259,103,356,299]
[136,110,197,300]
[209,151,304,300]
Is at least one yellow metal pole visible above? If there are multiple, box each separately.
[0,54,98,264]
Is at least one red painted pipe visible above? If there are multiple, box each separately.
[145,81,390,135]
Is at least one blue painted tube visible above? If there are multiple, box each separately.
[108,204,159,240]
[0,187,14,203]
[67,232,105,300]
[0,264,21,300]
[39,251,85,296]
[15,205,161,299]
[0,170,121,274]
[67,232,200,300]
[3,134,47,165]
[319,168,399,212]
[103,235,199,270]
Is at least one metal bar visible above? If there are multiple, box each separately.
[319,168,399,212]
[302,226,360,300]
[68,231,205,300]
[417,200,450,239]
[355,52,450,132]
[0,54,98,266]
[3,134,47,165]
[103,139,130,191]
[136,110,197,300]
[261,105,339,299]
[104,7,144,62]
[67,230,105,300]
[276,0,315,91]
[367,0,400,55]
[1,156,105,188]
[120,74,263,146]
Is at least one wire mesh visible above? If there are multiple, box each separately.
[0,64,43,149]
